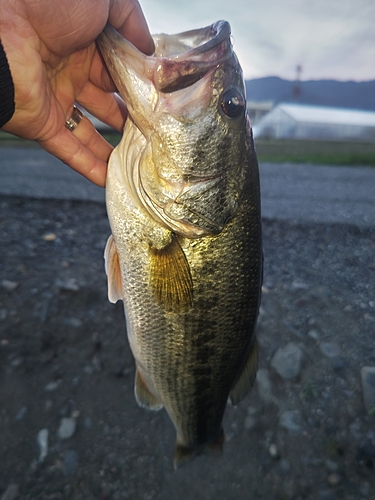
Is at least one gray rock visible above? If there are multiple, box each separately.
[276,458,291,475]
[57,417,77,439]
[327,472,341,486]
[360,366,375,413]
[44,381,61,392]
[63,318,82,328]
[37,429,48,462]
[290,281,309,291]
[319,341,341,358]
[320,341,345,370]
[0,484,19,500]
[360,481,371,496]
[271,343,303,379]
[55,278,80,291]
[279,410,303,434]
[307,329,320,341]
[244,416,257,430]
[1,280,19,292]
[63,449,79,476]
[15,406,27,421]
[325,459,339,472]
[269,443,279,458]
[83,417,93,429]
[256,368,278,405]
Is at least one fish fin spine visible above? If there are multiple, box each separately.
[149,233,193,313]
[104,234,123,303]
[229,337,258,406]
[134,367,163,411]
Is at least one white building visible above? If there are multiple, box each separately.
[253,103,375,142]
[247,100,274,126]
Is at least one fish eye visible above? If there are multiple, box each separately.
[220,88,245,118]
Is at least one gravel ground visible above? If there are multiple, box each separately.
[1,195,375,500]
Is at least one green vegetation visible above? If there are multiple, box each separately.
[0,130,122,148]
[255,138,375,166]
[1,130,375,166]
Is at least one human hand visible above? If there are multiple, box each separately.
[0,0,154,186]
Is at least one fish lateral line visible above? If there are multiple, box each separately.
[149,232,193,313]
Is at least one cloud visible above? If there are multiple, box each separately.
[140,0,375,81]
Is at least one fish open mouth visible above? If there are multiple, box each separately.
[152,21,232,93]
[97,21,232,98]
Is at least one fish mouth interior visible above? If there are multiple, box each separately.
[152,21,232,93]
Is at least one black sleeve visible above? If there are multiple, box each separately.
[0,39,15,128]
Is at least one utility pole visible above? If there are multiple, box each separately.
[292,64,302,100]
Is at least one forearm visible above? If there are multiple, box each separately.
[0,39,15,128]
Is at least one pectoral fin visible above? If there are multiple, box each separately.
[149,233,193,313]
[134,367,163,411]
[229,338,258,406]
[104,234,123,303]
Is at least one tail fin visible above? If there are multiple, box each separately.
[173,429,225,469]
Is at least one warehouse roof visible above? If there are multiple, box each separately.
[275,103,375,127]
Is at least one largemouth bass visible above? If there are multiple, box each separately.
[97,21,262,467]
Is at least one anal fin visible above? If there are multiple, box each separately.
[104,234,123,303]
[134,367,163,411]
[149,233,193,313]
[229,338,258,406]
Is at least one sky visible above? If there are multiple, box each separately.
[140,0,375,82]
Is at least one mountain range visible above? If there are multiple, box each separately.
[245,77,375,111]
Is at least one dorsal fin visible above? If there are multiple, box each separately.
[104,234,123,303]
[149,233,193,313]
[229,338,258,406]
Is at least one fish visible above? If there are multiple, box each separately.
[97,20,262,468]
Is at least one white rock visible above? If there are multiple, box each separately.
[37,429,49,462]
[271,343,303,379]
[57,417,77,439]
[44,381,61,392]
[1,280,19,292]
